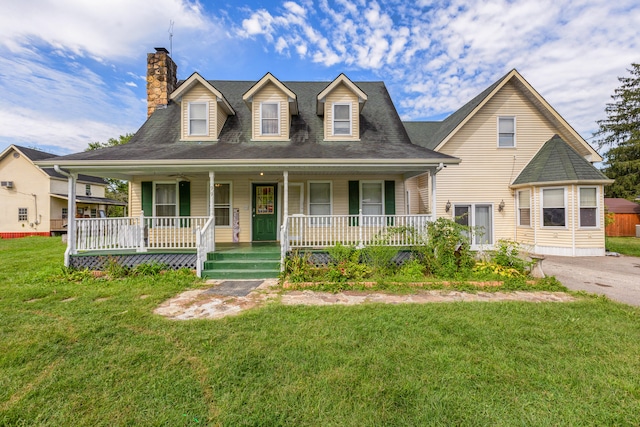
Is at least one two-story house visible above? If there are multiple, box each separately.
[38,48,611,277]
[0,144,126,238]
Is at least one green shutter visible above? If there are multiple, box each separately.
[385,180,395,225]
[141,182,153,217]
[179,181,191,227]
[348,180,359,226]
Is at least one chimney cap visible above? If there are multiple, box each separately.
[154,47,169,53]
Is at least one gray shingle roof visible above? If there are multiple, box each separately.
[51,81,456,163]
[403,71,511,149]
[512,135,610,185]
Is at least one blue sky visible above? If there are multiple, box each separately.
[0,0,639,156]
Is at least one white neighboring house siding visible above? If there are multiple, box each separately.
[251,82,289,141]
[0,149,51,233]
[435,81,559,245]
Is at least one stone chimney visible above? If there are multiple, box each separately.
[146,47,177,118]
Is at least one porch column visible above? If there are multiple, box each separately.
[209,171,215,251]
[283,171,289,221]
[66,172,77,265]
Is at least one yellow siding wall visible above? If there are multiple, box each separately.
[251,82,290,141]
[130,174,406,243]
[435,81,561,244]
[180,82,218,141]
[0,150,51,232]
[324,84,360,140]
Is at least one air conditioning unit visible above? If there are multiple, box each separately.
[1,181,13,188]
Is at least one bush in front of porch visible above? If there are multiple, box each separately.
[281,218,549,291]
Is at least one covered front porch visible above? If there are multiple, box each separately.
[59,162,450,277]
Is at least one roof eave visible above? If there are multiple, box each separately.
[510,178,615,189]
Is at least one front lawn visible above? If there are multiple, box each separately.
[1,237,640,426]
[607,236,640,257]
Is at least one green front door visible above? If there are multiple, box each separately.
[252,184,278,241]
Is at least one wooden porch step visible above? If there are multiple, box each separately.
[201,269,280,280]
[202,244,281,280]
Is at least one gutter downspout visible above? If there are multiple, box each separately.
[54,165,76,267]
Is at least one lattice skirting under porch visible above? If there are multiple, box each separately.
[297,250,415,267]
[70,253,197,271]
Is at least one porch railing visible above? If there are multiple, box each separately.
[196,217,216,276]
[74,215,209,252]
[50,219,68,231]
[282,213,433,253]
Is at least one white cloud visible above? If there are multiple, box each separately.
[125,81,138,87]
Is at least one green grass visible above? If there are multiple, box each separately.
[1,237,640,426]
[606,236,640,257]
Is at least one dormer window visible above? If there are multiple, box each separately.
[261,102,279,135]
[333,103,351,136]
[189,102,208,136]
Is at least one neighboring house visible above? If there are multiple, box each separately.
[0,144,126,238]
[604,198,640,237]
[38,48,611,277]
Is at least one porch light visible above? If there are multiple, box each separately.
[260,172,264,176]
[445,200,451,212]
[498,199,505,212]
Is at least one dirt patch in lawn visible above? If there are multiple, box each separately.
[154,280,576,320]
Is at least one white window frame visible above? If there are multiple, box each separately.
[497,116,516,148]
[85,184,91,196]
[360,180,385,216]
[307,181,332,226]
[541,187,567,228]
[188,102,208,136]
[452,203,494,247]
[153,182,178,218]
[62,208,68,220]
[332,102,352,136]
[260,102,280,136]
[578,186,599,228]
[206,182,233,228]
[517,189,531,227]
[18,207,28,222]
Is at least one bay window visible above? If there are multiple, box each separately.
[579,187,598,227]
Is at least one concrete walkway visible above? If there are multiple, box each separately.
[542,255,640,306]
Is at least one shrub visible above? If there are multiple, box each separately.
[489,239,533,275]
[417,217,475,277]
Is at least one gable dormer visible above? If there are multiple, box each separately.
[169,72,235,141]
[242,73,298,141]
[317,74,367,141]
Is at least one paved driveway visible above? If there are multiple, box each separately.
[543,255,640,306]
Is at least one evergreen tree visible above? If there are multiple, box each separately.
[594,64,640,199]
[86,134,132,216]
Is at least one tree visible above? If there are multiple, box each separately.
[86,134,133,216]
[593,63,640,200]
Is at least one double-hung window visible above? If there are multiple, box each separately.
[309,182,331,225]
[155,183,177,217]
[517,190,531,226]
[261,102,279,135]
[542,188,565,227]
[579,187,598,227]
[333,103,351,136]
[361,182,383,215]
[18,208,28,222]
[189,102,208,136]
[85,184,91,196]
[498,117,515,147]
[213,183,231,227]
